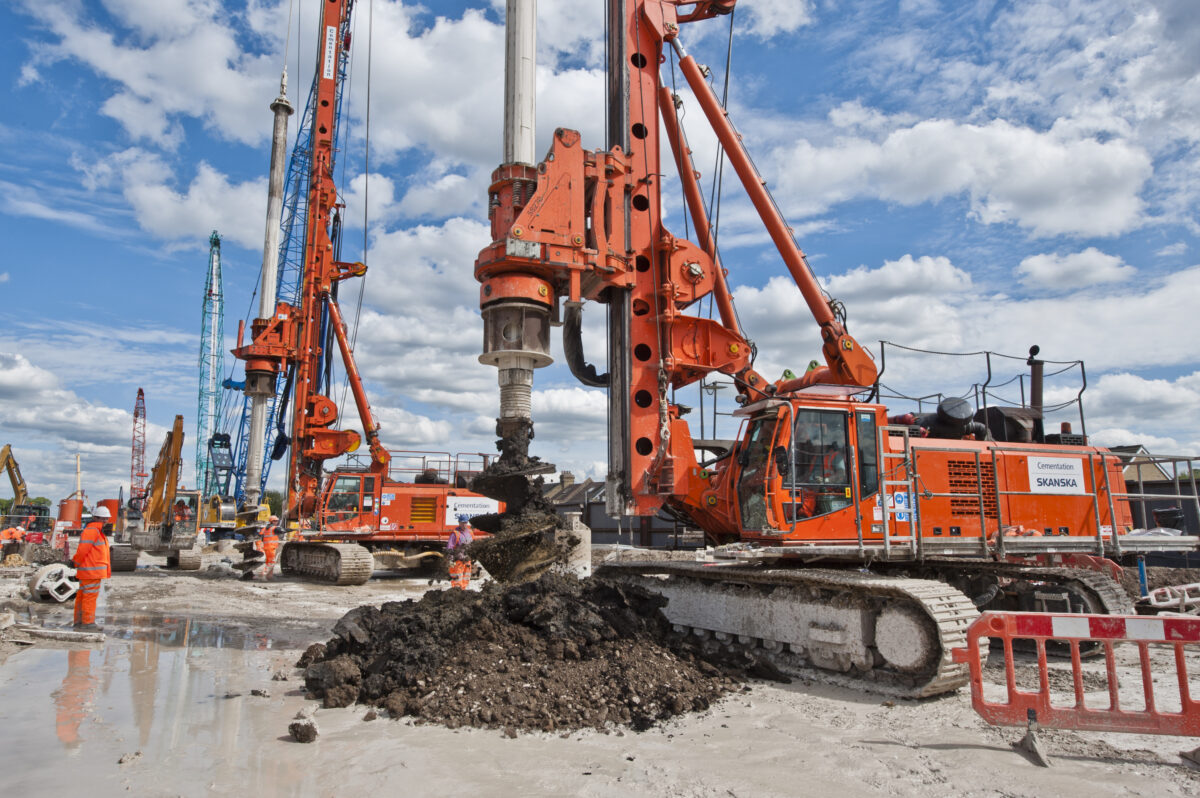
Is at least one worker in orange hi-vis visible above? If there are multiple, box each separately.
[256,516,281,581]
[446,514,474,590]
[70,506,112,630]
[1,524,24,558]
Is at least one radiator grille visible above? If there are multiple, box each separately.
[410,497,437,524]
[947,459,999,519]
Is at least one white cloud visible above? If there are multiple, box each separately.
[0,352,172,500]
[770,119,1152,236]
[1156,241,1187,257]
[397,173,480,220]
[0,181,112,235]
[20,0,282,147]
[1017,247,1135,290]
[73,149,267,249]
[741,0,816,39]
[732,256,1200,406]
[1045,371,1200,452]
[0,273,9,283]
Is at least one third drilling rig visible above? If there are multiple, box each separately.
[233,0,499,584]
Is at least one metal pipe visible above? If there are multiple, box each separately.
[657,82,739,333]
[503,0,536,165]
[671,42,834,327]
[326,297,386,465]
[245,70,294,507]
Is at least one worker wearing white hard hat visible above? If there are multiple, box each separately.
[71,506,112,629]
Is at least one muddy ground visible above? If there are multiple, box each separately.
[0,552,1197,797]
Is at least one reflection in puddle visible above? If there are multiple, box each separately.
[0,614,318,795]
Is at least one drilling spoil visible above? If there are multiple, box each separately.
[468,442,571,582]
[300,573,747,733]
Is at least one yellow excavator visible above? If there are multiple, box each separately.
[1,444,52,537]
[116,417,202,571]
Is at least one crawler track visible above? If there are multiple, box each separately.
[599,562,979,698]
[280,542,373,585]
[109,544,139,572]
[898,561,1134,616]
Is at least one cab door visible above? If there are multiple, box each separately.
[776,407,857,530]
[736,411,784,532]
[323,475,365,530]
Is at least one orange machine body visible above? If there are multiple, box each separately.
[304,453,501,547]
[474,1,1175,564]
[669,396,1135,555]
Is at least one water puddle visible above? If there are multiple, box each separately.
[0,612,321,796]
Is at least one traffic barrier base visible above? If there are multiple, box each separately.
[952,611,1200,765]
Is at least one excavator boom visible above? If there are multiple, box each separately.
[1,444,30,508]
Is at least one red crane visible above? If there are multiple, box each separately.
[130,388,148,509]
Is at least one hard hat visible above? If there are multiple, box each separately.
[456,513,471,524]
[269,515,279,522]
[93,506,112,519]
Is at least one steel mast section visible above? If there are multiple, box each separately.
[131,388,147,508]
[240,72,294,509]
[475,0,876,517]
[197,230,225,496]
[234,0,387,522]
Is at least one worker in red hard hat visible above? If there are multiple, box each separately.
[255,515,281,581]
[71,506,111,629]
[446,513,474,589]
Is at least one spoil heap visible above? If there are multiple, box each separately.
[300,574,745,733]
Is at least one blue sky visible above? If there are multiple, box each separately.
[2,0,1199,502]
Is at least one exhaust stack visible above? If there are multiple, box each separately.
[244,70,294,506]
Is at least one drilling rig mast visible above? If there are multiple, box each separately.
[130,388,147,508]
[197,231,225,495]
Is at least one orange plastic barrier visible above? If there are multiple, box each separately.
[952,611,1200,737]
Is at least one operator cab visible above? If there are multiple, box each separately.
[321,471,379,530]
[736,400,881,533]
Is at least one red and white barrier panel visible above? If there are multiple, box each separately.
[951,611,1200,738]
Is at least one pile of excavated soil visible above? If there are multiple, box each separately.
[1118,566,1200,600]
[300,574,746,733]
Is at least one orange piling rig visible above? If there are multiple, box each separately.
[233,0,386,522]
[474,0,1199,695]
[233,0,498,584]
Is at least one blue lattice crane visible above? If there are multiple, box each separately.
[197,230,225,495]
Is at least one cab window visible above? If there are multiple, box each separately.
[856,411,879,497]
[327,476,362,512]
[786,409,852,518]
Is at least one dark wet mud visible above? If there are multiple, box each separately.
[300,573,747,733]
